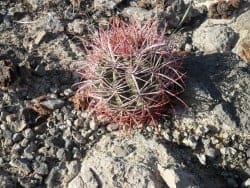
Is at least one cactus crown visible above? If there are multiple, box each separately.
[75,18,186,130]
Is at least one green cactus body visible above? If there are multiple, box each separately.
[75,18,186,130]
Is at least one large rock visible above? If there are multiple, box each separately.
[192,20,237,53]
[232,10,250,63]
[93,0,123,10]
[68,133,198,188]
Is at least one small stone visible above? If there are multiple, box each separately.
[24,143,38,154]
[20,138,29,147]
[106,123,119,132]
[247,159,250,167]
[19,108,40,130]
[33,161,49,175]
[41,99,64,110]
[6,114,18,123]
[56,148,67,160]
[23,128,35,139]
[12,133,23,142]
[45,136,65,148]
[46,166,64,187]
[67,19,85,35]
[72,132,86,144]
[182,135,198,150]
[242,178,250,187]
[34,64,46,76]
[184,43,192,52]
[196,153,206,165]
[247,149,250,158]
[0,60,17,87]
[89,119,98,131]
[94,0,123,10]
[11,143,22,154]
[73,118,85,128]
[46,12,64,34]
[66,160,80,181]
[72,147,81,159]
[3,130,13,146]
[205,148,217,159]
[122,7,157,23]
[34,30,46,45]
[10,158,32,174]
[64,88,73,97]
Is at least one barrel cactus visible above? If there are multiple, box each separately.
[74,18,186,130]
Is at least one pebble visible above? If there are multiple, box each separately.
[24,143,38,154]
[246,149,250,158]
[12,133,24,142]
[33,162,49,175]
[66,160,80,176]
[46,166,64,187]
[56,148,67,160]
[23,128,35,139]
[41,99,64,110]
[20,138,29,147]
[67,19,85,35]
[10,158,32,174]
[106,123,119,132]
[205,148,217,159]
[89,119,98,131]
[11,143,22,155]
[182,135,198,150]
[72,147,82,159]
[242,178,250,187]
[72,131,86,144]
[45,136,65,148]
[34,64,46,76]
[220,147,237,156]
[196,153,206,165]
[3,130,13,146]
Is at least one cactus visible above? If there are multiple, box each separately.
[74,18,186,130]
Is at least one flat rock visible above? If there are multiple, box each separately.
[68,133,199,188]
[193,20,237,53]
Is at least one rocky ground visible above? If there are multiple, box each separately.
[0,0,249,187]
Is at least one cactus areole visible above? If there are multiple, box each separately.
[75,18,186,130]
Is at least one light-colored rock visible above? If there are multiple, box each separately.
[94,0,123,10]
[158,165,197,188]
[67,19,85,35]
[122,7,157,22]
[193,20,237,53]
[232,30,250,63]
[234,10,250,32]
[68,133,198,188]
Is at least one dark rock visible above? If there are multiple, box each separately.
[0,60,17,87]
[11,143,22,155]
[45,136,65,148]
[0,175,15,188]
[19,108,40,129]
[9,158,32,174]
[12,132,23,142]
[20,138,29,147]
